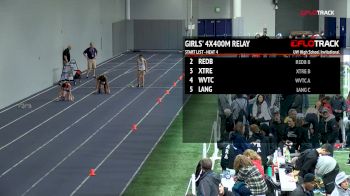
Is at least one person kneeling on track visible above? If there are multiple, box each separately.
[96,74,110,94]
[58,81,74,101]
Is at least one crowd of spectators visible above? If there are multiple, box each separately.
[192,94,350,195]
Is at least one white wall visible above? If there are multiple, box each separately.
[241,0,275,36]
[130,0,187,20]
[319,0,348,33]
[348,0,350,18]
[198,0,231,19]
[0,0,125,109]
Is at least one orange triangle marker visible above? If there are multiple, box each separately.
[165,90,170,95]
[179,76,183,80]
[173,82,177,87]
[89,169,96,176]
[157,97,162,104]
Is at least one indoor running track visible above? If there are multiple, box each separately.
[0,52,184,196]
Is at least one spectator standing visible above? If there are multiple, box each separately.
[297,117,313,152]
[196,158,221,196]
[248,124,270,170]
[291,94,304,114]
[315,155,339,195]
[280,94,296,119]
[252,94,271,125]
[346,92,350,117]
[330,94,347,144]
[284,116,299,153]
[305,107,321,148]
[218,94,233,137]
[319,108,338,146]
[295,144,333,178]
[220,122,251,170]
[270,108,286,146]
[83,42,98,78]
[232,94,249,125]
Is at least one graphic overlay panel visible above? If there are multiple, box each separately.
[183,38,341,143]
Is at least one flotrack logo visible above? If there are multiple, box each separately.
[290,40,339,48]
[299,10,335,16]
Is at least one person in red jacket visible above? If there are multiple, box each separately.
[243,149,264,176]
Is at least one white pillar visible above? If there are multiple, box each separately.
[190,0,193,37]
[234,0,241,18]
[126,0,130,20]
[191,174,196,195]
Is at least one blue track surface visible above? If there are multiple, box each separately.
[0,52,184,196]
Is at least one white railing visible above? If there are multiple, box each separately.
[184,111,221,196]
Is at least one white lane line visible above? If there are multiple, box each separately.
[0,54,139,132]
[120,92,189,195]
[0,54,164,179]
[69,57,183,196]
[0,54,147,152]
[0,54,124,114]
[20,55,174,196]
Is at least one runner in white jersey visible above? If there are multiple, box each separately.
[136,54,148,87]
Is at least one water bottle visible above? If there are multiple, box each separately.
[267,166,272,177]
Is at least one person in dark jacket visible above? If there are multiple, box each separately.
[289,173,316,196]
[230,122,251,153]
[220,122,251,170]
[330,94,347,144]
[296,144,333,178]
[305,107,321,148]
[270,108,286,148]
[248,124,270,168]
[197,158,221,196]
[218,94,233,137]
[297,117,313,153]
[280,94,297,119]
[284,116,299,153]
[291,94,304,113]
[319,108,338,146]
